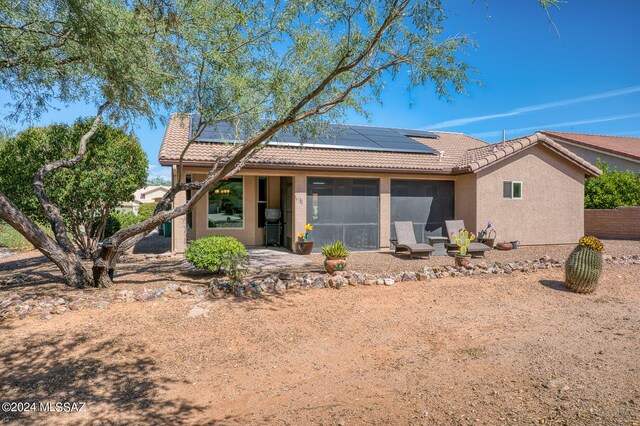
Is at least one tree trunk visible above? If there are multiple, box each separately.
[0,191,91,288]
[92,246,117,288]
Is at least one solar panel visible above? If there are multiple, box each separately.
[191,116,439,154]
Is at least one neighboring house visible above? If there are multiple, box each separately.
[115,200,142,215]
[115,186,170,215]
[159,115,601,253]
[542,131,640,173]
[134,186,170,203]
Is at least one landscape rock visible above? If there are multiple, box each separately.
[165,283,179,292]
[186,304,209,318]
[178,285,193,295]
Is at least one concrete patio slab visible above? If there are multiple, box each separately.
[248,247,312,271]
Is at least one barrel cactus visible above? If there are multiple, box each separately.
[564,236,604,294]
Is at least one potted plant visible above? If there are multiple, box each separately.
[322,241,350,275]
[295,224,314,255]
[450,229,475,267]
[477,221,496,248]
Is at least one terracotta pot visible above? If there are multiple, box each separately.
[296,241,314,255]
[455,255,472,267]
[496,242,512,251]
[324,257,347,275]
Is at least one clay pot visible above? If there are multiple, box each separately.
[496,242,512,251]
[324,257,347,275]
[455,255,472,267]
[296,241,314,255]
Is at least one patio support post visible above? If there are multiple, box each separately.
[172,168,188,254]
[294,173,307,244]
[379,177,391,250]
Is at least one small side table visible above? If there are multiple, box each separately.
[427,236,449,256]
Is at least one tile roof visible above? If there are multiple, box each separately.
[158,114,600,176]
[541,131,640,162]
[454,133,601,176]
[158,114,487,173]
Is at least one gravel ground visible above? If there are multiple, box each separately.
[303,239,640,275]
[0,263,638,424]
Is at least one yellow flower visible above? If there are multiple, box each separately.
[579,235,604,252]
[297,232,304,239]
[304,224,313,231]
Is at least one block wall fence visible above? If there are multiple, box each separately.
[584,207,640,240]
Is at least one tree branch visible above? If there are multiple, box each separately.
[31,102,109,253]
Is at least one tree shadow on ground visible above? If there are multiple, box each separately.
[0,254,50,272]
[539,279,572,293]
[131,230,171,255]
[0,332,205,424]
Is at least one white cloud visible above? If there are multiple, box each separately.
[147,163,172,181]
[424,85,640,129]
[471,112,640,139]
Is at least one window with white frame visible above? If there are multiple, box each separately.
[503,181,523,199]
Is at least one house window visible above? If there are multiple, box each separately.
[208,177,243,228]
[257,176,267,228]
[186,174,193,229]
[503,181,523,199]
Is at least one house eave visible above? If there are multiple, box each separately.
[158,159,462,175]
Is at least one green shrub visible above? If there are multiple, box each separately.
[585,160,640,209]
[185,235,248,275]
[104,211,141,238]
[138,203,158,221]
[321,240,350,258]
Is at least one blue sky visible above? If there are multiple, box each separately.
[2,0,639,180]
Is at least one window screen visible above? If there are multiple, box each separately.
[307,177,379,251]
[503,181,512,198]
[391,180,455,243]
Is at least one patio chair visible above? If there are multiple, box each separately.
[444,220,491,258]
[390,221,434,259]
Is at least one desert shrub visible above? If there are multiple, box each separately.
[185,235,248,276]
[104,211,141,238]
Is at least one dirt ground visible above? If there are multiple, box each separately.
[1,253,639,425]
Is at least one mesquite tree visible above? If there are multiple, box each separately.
[0,0,561,288]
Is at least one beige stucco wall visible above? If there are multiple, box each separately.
[454,173,477,235]
[172,167,459,252]
[171,167,188,253]
[475,144,586,245]
[171,147,587,252]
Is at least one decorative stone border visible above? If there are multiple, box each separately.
[0,283,207,321]
[1,254,638,321]
[211,254,640,297]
